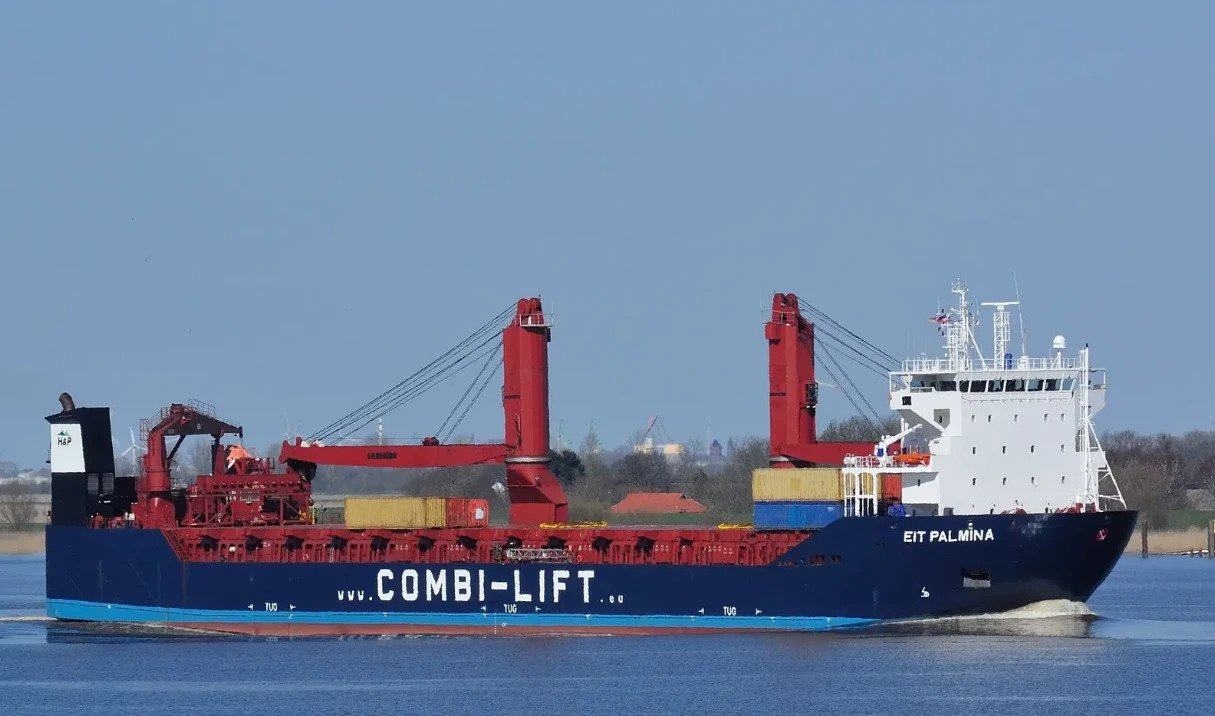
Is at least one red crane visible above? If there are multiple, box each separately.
[766,293,876,467]
[135,401,245,528]
[278,298,568,526]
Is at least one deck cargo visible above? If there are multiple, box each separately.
[751,468,843,501]
[881,474,902,501]
[753,500,842,529]
[345,496,448,528]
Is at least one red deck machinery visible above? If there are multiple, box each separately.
[766,293,875,467]
[278,298,568,526]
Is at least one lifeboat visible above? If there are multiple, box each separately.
[892,452,931,466]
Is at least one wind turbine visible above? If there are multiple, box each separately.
[119,427,146,475]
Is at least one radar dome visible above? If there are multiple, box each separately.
[1052,335,1066,351]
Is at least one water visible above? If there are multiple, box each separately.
[2,555,1214,715]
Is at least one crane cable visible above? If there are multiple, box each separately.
[796,299,900,369]
[436,342,503,443]
[337,334,502,440]
[309,305,515,442]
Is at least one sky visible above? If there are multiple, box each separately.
[2,2,1212,467]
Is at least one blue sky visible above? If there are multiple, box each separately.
[2,2,1211,467]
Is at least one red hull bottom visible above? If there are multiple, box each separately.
[175,622,772,637]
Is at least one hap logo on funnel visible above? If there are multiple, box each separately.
[56,430,72,446]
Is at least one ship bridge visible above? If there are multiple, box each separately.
[842,284,1123,518]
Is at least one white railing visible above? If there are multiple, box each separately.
[899,356,1083,373]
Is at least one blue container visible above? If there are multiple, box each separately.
[753,501,842,530]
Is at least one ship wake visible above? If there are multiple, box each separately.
[870,600,1098,638]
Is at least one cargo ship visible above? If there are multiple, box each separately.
[43,286,1137,635]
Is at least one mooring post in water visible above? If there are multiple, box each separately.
[1141,521,1148,558]
[1208,519,1214,559]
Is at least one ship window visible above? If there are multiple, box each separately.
[1060,413,1066,421]
[1008,379,1025,392]
[1046,379,1059,390]
[1014,414,1019,422]
[971,381,987,393]
[989,380,1003,392]
[1001,445,1007,454]
[960,380,970,391]
[1031,476,1036,485]
[1002,477,1007,485]
[902,396,911,406]
[970,414,976,423]
[1043,413,1049,422]
[939,380,957,391]
[1062,378,1075,390]
[916,479,922,487]
[972,447,977,455]
[1060,444,1066,453]
[1061,476,1066,484]
[934,409,950,427]
[971,478,976,486]
[987,415,992,423]
[1030,445,1035,453]
[1028,378,1043,391]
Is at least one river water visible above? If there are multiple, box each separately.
[1,554,1213,715]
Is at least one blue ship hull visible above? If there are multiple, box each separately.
[45,510,1137,635]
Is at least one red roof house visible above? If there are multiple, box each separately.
[609,492,708,515]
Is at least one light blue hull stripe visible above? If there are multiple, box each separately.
[47,599,874,631]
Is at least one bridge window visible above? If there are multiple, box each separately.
[1008,379,1026,392]
[1045,379,1059,390]
[960,380,970,391]
[1028,379,1043,391]
[1062,378,1075,390]
[989,380,1003,392]
[971,381,987,393]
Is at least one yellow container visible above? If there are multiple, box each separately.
[344,496,447,529]
[751,467,843,502]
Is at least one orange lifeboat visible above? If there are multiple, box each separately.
[892,452,931,466]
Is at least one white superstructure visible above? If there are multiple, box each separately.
[843,283,1125,517]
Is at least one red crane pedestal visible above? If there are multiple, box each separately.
[766,293,874,467]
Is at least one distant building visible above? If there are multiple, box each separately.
[609,492,707,515]
[0,461,17,479]
[709,440,723,458]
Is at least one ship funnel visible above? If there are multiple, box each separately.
[45,398,116,527]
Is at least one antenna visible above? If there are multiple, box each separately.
[1013,271,1027,358]
[981,301,1019,369]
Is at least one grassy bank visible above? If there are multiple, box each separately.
[1123,528,1210,555]
[0,530,45,555]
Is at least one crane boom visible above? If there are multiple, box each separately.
[277,297,568,525]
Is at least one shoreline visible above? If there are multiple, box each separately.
[0,531,45,555]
